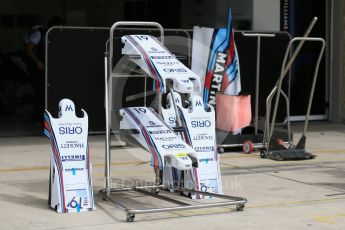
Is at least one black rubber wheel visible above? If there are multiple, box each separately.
[126,213,135,222]
[151,187,160,195]
[260,151,267,158]
[218,147,225,154]
[236,204,245,211]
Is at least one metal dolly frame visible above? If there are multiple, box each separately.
[102,21,247,222]
[262,17,326,160]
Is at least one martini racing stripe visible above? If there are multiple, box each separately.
[44,112,66,212]
[124,35,164,92]
[123,108,163,170]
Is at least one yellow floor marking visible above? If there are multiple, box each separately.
[0,149,344,173]
[93,161,149,167]
[313,149,345,154]
[247,197,345,209]
[0,166,49,173]
[221,155,257,159]
[93,171,153,177]
[313,214,345,224]
[0,161,149,173]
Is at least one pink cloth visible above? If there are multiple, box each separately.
[216,94,252,133]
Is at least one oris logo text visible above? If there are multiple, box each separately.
[59,126,83,135]
[191,120,211,128]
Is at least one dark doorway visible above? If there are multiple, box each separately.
[124,0,181,28]
[281,0,327,119]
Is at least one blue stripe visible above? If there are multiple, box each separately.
[206,8,233,72]
[126,35,164,91]
[44,113,65,211]
[124,108,163,169]
[203,89,209,105]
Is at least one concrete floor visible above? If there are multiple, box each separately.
[0,122,345,229]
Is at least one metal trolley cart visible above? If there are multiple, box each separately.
[261,18,325,160]
[217,17,324,156]
[100,21,247,222]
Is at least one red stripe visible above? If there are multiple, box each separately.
[126,108,160,168]
[204,71,213,90]
[50,130,66,212]
[126,36,161,90]
[226,30,235,66]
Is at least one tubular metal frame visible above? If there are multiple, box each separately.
[241,32,276,136]
[262,18,325,154]
[263,17,318,150]
[264,36,326,153]
[102,21,247,222]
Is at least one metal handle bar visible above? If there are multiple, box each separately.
[268,17,317,137]
[242,32,276,134]
[266,37,325,150]
[242,32,276,37]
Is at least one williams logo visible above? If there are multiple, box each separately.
[65,167,84,175]
[199,158,214,163]
[65,104,74,112]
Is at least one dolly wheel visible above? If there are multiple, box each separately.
[236,204,245,211]
[260,151,267,158]
[243,140,254,154]
[151,187,160,195]
[218,147,225,154]
[126,213,135,222]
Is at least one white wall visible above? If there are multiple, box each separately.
[253,0,280,31]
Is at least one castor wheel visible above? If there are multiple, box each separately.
[151,187,160,194]
[126,213,135,222]
[260,151,267,158]
[242,140,254,154]
[236,204,245,211]
[218,147,225,154]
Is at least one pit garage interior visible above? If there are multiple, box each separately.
[1,0,345,229]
